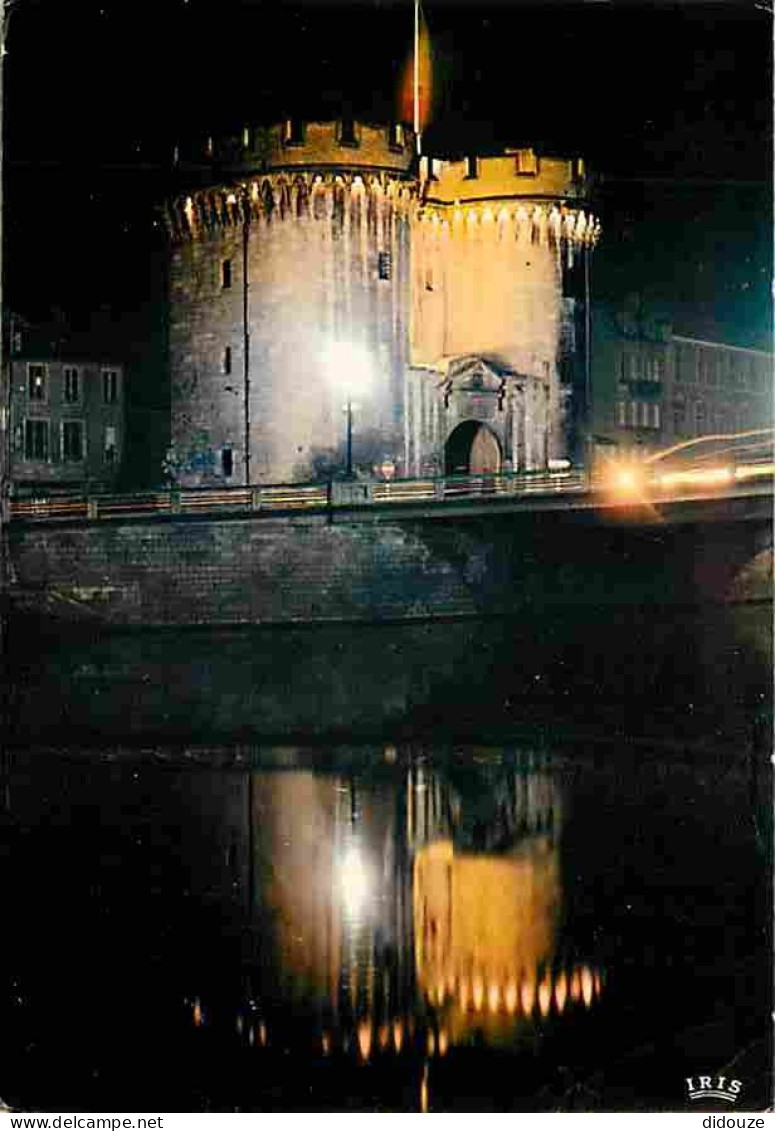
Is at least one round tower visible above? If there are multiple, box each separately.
[164,120,416,485]
[407,149,599,475]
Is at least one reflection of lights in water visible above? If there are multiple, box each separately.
[258,1022,267,1046]
[472,975,484,1011]
[569,970,580,1001]
[487,982,500,1013]
[420,1065,430,1113]
[426,1030,436,1056]
[339,846,372,918]
[393,1021,404,1052]
[438,1029,449,1056]
[192,998,203,1027]
[520,978,536,1016]
[322,1032,331,1056]
[538,977,552,1017]
[555,970,568,1013]
[581,966,594,1007]
[378,1024,389,1050]
[357,1021,372,1061]
[505,979,518,1013]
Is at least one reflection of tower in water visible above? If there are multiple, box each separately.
[248,770,415,1052]
[231,754,602,1059]
[411,752,603,1046]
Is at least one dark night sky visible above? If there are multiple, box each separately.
[5,0,773,350]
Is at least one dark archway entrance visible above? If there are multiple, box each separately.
[444,421,502,475]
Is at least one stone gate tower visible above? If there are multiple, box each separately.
[164,125,598,485]
[165,121,415,485]
[408,151,598,476]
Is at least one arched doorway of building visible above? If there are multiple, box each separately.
[444,421,502,475]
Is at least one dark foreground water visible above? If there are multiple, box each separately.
[0,739,771,1113]
[1,599,772,1112]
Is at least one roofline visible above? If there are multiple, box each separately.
[671,334,773,358]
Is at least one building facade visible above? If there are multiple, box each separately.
[164,122,598,486]
[591,308,772,459]
[9,357,125,492]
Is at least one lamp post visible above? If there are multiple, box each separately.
[322,340,373,480]
[345,395,354,479]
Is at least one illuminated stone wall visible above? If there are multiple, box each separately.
[167,122,414,485]
[407,152,597,473]
[165,129,598,484]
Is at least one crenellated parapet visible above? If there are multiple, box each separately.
[175,120,416,178]
[417,151,600,248]
[165,168,417,242]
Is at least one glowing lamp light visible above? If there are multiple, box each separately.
[339,845,371,918]
[322,340,374,398]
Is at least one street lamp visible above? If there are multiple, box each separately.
[322,340,373,479]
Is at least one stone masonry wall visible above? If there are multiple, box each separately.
[9,507,769,632]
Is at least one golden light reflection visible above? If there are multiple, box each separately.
[393,1020,404,1052]
[420,1065,430,1113]
[555,970,568,1013]
[581,966,594,1007]
[538,977,552,1017]
[357,1021,372,1061]
[520,977,536,1016]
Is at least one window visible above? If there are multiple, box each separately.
[378,251,392,281]
[514,149,538,176]
[222,448,234,478]
[242,125,252,149]
[28,363,47,401]
[224,346,232,375]
[62,420,84,462]
[389,123,404,151]
[64,367,80,403]
[24,419,49,460]
[104,426,117,464]
[340,118,357,147]
[695,401,706,433]
[284,119,304,146]
[617,400,626,426]
[222,259,232,289]
[465,155,478,179]
[102,370,119,404]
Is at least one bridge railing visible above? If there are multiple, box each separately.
[8,462,771,523]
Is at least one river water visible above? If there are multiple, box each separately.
[0,605,772,1112]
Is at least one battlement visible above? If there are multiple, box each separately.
[422,150,590,206]
[175,120,416,179]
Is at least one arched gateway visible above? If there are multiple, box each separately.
[445,421,502,475]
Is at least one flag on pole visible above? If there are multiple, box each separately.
[398,0,433,152]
